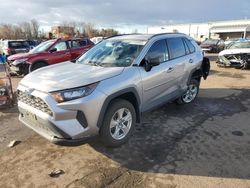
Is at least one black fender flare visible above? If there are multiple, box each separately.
[29,60,49,72]
[97,87,141,128]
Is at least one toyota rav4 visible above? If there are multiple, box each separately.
[17,33,210,147]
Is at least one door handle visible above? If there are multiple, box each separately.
[166,67,174,73]
[189,59,193,63]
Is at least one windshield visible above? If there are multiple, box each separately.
[202,39,218,45]
[77,38,146,67]
[228,41,250,49]
[30,40,55,53]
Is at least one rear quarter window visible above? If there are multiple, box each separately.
[8,41,29,49]
[184,38,196,54]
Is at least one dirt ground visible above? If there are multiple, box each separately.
[0,55,250,188]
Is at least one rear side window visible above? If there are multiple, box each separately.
[146,40,169,63]
[167,38,186,59]
[8,41,29,49]
[184,38,195,53]
[71,40,88,48]
[71,40,82,48]
[80,40,88,46]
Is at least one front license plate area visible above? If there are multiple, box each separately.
[23,110,37,123]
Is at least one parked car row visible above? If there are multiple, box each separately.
[199,37,250,54]
[7,38,94,75]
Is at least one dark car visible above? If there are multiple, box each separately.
[8,38,94,75]
[200,39,225,53]
[26,40,40,49]
[1,40,30,56]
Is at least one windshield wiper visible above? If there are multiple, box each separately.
[87,61,101,66]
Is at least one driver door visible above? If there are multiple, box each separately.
[49,41,71,64]
[139,39,178,112]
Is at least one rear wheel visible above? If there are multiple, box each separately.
[177,79,200,104]
[100,99,136,147]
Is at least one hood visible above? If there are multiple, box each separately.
[7,52,46,61]
[219,48,250,56]
[200,44,215,48]
[20,62,124,92]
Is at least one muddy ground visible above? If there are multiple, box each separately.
[0,55,250,188]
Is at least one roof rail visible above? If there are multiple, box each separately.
[149,32,186,40]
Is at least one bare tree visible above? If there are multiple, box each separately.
[84,23,99,38]
[20,22,32,39]
[30,19,39,39]
[0,24,13,39]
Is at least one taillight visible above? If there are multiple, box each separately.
[6,48,11,54]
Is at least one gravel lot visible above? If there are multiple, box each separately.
[0,55,250,188]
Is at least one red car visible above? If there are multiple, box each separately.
[7,38,94,75]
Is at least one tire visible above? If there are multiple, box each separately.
[176,79,200,104]
[100,99,136,147]
[30,62,47,72]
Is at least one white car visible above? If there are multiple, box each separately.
[217,40,250,69]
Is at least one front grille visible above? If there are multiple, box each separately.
[17,90,53,116]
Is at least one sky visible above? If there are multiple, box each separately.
[0,0,250,33]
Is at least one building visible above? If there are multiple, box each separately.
[148,19,250,41]
[51,26,75,38]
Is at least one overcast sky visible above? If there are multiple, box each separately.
[1,0,250,33]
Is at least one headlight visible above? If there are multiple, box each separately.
[51,83,98,103]
[13,58,28,66]
[0,87,7,96]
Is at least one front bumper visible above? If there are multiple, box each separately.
[17,84,106,144]
[216,56,241,68]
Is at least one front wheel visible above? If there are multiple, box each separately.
[177,79,200,104]
[100,99,136,147]
[30,62,47,73]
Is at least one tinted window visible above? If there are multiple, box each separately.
[8,41,29,49]
[54,41,67,51]
[167,38,186,59]
[80,40,88,46]
[183,39,190,54]
[184,38,195,53]
[146,40,169,63]
[71,40,82,48]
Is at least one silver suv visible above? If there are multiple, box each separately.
[17,33,210,147]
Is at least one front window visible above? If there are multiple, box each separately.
[30,40,55,53]
[77,39,146,67]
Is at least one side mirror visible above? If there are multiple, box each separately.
[49,48,57,53]
[143,57,160,72]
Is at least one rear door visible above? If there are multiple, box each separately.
[165,37,188,92]
[49,41,71,64]
[70,39,93,61]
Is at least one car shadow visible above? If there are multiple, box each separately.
[89,88,250,180]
